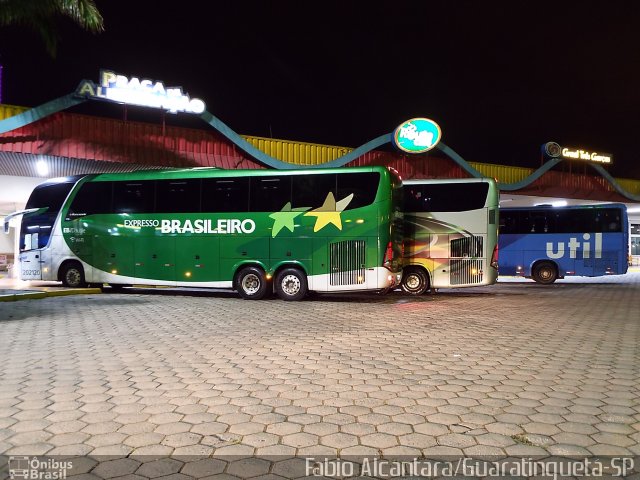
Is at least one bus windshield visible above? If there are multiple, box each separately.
[20,180,77,251]
[404,182,490,212]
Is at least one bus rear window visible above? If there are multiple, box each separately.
[404,183,489,212]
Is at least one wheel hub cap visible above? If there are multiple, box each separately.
[67,270,81,285]
[281,275,300,295]
[242,274,260,294]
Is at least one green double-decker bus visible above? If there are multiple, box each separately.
[13,166,403,300]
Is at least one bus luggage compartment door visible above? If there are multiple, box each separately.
[19,250,43,280]
[134,237,176,285]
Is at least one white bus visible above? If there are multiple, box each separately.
[400,178,500,294]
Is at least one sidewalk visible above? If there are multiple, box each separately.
[0,274,101,302]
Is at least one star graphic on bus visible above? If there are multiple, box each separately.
[304,192,354,232]
[269,202,310,237]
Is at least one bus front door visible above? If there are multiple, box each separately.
[19,250,43,280]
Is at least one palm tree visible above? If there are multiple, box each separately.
[0,0,104,57]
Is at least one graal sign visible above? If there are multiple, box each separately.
[75,69,206,114]
[393,118,442,153]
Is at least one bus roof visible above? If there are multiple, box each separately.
[88,166,390,182]
[402,178,496,185]
[32,175,87,187]
[501,203,627,211]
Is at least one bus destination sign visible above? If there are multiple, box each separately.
[393,118,442,154]
[75,69,206,114]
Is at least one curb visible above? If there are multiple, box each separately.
[0,291,47,302]
[0,287,102,302]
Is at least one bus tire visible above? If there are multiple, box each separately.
[401,267,430,295]
[275,267,308,301]
[235,266,268,300]
[60,261,87,288]
[532,261,558,284]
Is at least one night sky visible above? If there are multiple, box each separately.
[1,1,639,178]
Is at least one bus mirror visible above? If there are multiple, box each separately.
[2,207,50,234]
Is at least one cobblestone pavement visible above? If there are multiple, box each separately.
[0,273,639,478]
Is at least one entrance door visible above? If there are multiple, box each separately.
[631,234,640,266]
[19,250,43,280]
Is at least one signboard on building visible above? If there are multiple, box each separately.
[75,69,206,114]
[393,118,442,153]
[560,147,613,165]
[541,142,613,165]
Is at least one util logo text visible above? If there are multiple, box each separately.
[546,233,602,259]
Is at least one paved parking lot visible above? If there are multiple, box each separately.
[0,274,639,478]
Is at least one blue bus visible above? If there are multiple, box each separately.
[499,204,629,283]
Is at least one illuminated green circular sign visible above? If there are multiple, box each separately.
[393,118,442,153]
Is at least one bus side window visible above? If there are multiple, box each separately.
[113,181,155,214]
[552,210,571,233]
[403,185,428,212]
[250,176,292,212]
[499,211,513,233]
[202,177,249,212]
[337,172,379,209]
[292,174,336,210]
[601,208,621,232]
[499,210,527,234]
[67,182,113,217]
[156,179,201,213]
[530,213,547,233]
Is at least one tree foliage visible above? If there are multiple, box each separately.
[0,0,104,56]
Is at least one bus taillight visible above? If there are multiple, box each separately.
[490,244,499,269]
[383,241,394,270]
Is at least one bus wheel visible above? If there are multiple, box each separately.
[275,268,308,301]
[60,262,87,288]
[532,261,558,284]
[235,267,268,300]
[401,267,429,295]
